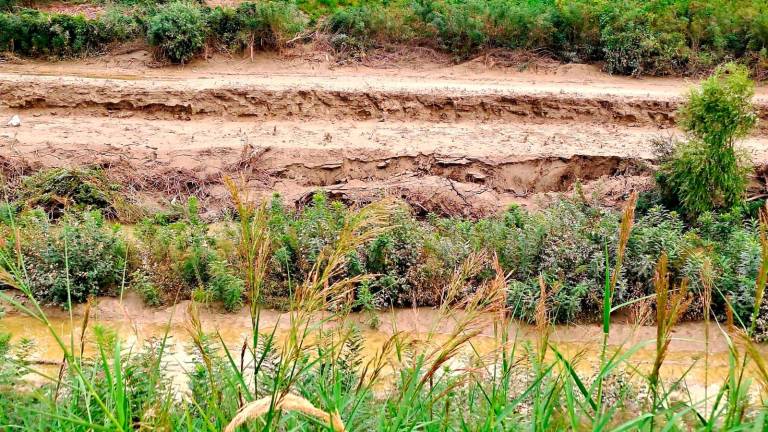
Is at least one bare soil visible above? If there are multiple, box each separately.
[2,53,767,216]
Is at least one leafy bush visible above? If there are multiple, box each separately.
[328,2,408,52]
[416,0,487,58]
[622,206,686,299]
[136,197,215,293]
[0,9,110,56]
[657,63,757,218]
[0,0,16,11]
[207,258,245,311]
[600,7,688,76]
[135,197,245,308]
[485,0,557,50]
[17,210,127,306]
[506,198,619,323]
[100,7,143,41]
[236,1,306,51]
[146,1,206,63]
[131,269,162,307]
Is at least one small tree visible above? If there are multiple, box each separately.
[657,63,758,218]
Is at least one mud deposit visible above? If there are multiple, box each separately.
[1,57,766,216]
[1,292,763,402]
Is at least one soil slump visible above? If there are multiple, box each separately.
[0,73,702,125]
[1,59,766,216]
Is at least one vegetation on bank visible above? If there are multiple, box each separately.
[2,160,768,431]
[0,0,767,76]
[0,63,762,328]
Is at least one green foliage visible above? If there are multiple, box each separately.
[506,198,619,322]
[3,0,768,76]
[600,7,688,76]
[13,210,127,306]
[207,258,244,311]
[0,0,16,11]
[236,1,306,49]
[657,63,757,218]
[135,196,244,309]
[131,269,162,307]
[100,6,143,41]
[0,9,112,56]
[136,197,214,292]
[146,1,206,63]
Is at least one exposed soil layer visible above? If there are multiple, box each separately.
[1,56,766,216]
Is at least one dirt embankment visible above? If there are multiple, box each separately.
[1,56,766,216]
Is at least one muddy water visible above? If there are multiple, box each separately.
[1,292,763,400]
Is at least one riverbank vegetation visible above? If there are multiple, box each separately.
[2,161,768,430]
[1,0,768,76]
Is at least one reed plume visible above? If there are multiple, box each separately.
[224,393,345,432]
[649,253,691,406]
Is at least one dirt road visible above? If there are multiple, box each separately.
[1,54,766,216]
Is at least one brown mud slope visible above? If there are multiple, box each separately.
[1,56,767,216]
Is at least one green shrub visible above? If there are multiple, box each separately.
[600,7,689,76]
[623,206,686,298]
[0,0,16,11]
[131,269,162,307]
[207,258,245,311]
[207,6,242,48]
[418,0,487,58]
[328,2,408,52]
[136,197,216,294]
[551,0,602,62]
[235,0,306,53]
[146,2,206,63]
[657,63,757,218]
[0,9,110,56]
[18,210,127,306]
[100,7,143,41]
[485,0,556,50]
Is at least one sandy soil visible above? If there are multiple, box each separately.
[2,53,766,216]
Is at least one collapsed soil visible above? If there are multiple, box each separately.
[1,53,767,216]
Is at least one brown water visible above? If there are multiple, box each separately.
[1,292,763,401]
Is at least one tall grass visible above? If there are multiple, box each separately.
[2,196,768,431]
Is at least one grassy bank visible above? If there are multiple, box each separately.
[2,178,768,430]
[1,0,768,76]
[2,181,767,332]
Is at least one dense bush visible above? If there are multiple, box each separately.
[135,197,244,309]
[0,9,112,56]
[657,63,757,218]
[7,210,128,306]
[0,0,15,11]
[2,177,767,333]
[237,1,305,50]
[146,1,206,63]
[600,8,688,76]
